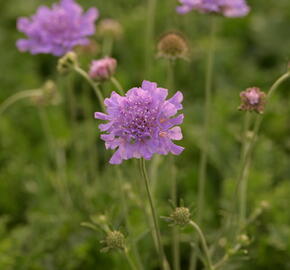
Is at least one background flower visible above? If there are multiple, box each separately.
[16,0,99,56]
[95,80,184,164]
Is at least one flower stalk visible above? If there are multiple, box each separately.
[139,158,170,270]
[110,76,125,95]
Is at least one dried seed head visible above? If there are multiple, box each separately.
[57,51,78,74]
[239,87,266,114]
[170,207,191,226]
[98,19,123,39]
[100,230,126,253]
[157,32,189,60]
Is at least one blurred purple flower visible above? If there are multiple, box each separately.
[89,57,117,81]
[16,0,99,56]
[239,87,266,113]
[177,0,250,17]
[95,80,184,164]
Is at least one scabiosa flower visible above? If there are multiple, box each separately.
[16,0,99,56]
[176,0,250,18]
[89,57,117,81]
[239,87,266,113]
[95,80,184,164]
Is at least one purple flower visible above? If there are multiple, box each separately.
[177,0,250,17]
[16,0,99,56]
[95,80,184,164]
[89,57,117,81]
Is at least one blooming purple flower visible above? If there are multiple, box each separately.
[16,0,99,56]
[95,80,184,164]
[89,57,117,81]
[177,0,250,17]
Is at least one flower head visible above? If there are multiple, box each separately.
[98,19,123,40]
[16,0,99,56]
[177,0,250,17]
[157,32,189,60]
[100,230,126,253]
[239,87,266,113]
[95,80,184,164]
[89,57,117,81]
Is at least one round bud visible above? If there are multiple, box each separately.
[101,230,126,252]
[170,207,191,226]
[89,57,117,81]
[157,32,189,60]
[57,51,78,74]
[237,234,250,246]
[239,87,266,114]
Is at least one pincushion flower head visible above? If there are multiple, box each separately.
[89,57,117,81]
[16,0,99,56]
[239,87,266,114]
[95,81,184,164]
[177,0,250,17]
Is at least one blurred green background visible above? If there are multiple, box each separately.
[0,0,290,269]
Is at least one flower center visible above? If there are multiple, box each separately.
[118,96,159,143]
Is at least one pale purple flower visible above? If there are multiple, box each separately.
[95,80,184,164]
[89,57,117,81]
[16,0,99,56]
[177,0,250,17]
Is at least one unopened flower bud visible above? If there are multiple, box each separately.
[259,200,270,210]
[98,19,123,40]
[239,87,266,114]
[89,57,117,81]
[237,234,250,246]
[170,207,191,226]
[157,32,189,60]
[100,230,126,253]
[31,80,60,106]
[57,51,78,74]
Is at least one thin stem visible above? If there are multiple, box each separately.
[73,66,105,112]
[167,59,180,270]
[139,158,170,270]
[145,0,157,77]
[190,17,216,270]
[234,71,290,228]
[238,112,251,228]
[0,89,41,115]
[111,77,125,95]
[125,248,139,270]
[189,221,214,270]
[117,168,144,270]
[102,35,114,56]
[213,244,241,269]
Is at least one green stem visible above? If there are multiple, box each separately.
[139,158,170,270]
[189,221,214,270]
[235,71,290,228]
[238,112,251,228]
[73,66,105,112]
[117,168,144,270]
[102,35,114,56]
[145,0,157,77]
[167,59,180,270]
[190,17,216,270]
[0,89,41,115]
[213,244,241,270]
[111,77,125,95]
[125,248,139,270]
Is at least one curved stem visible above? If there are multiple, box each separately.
[139,158,170,270]
[213,244,241,270]
[0,89,41,115]
[235,71,290,227]
[73,66,105,112]
[190,17,216,270]
[111,77,125,95]
[189,221,214,270]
